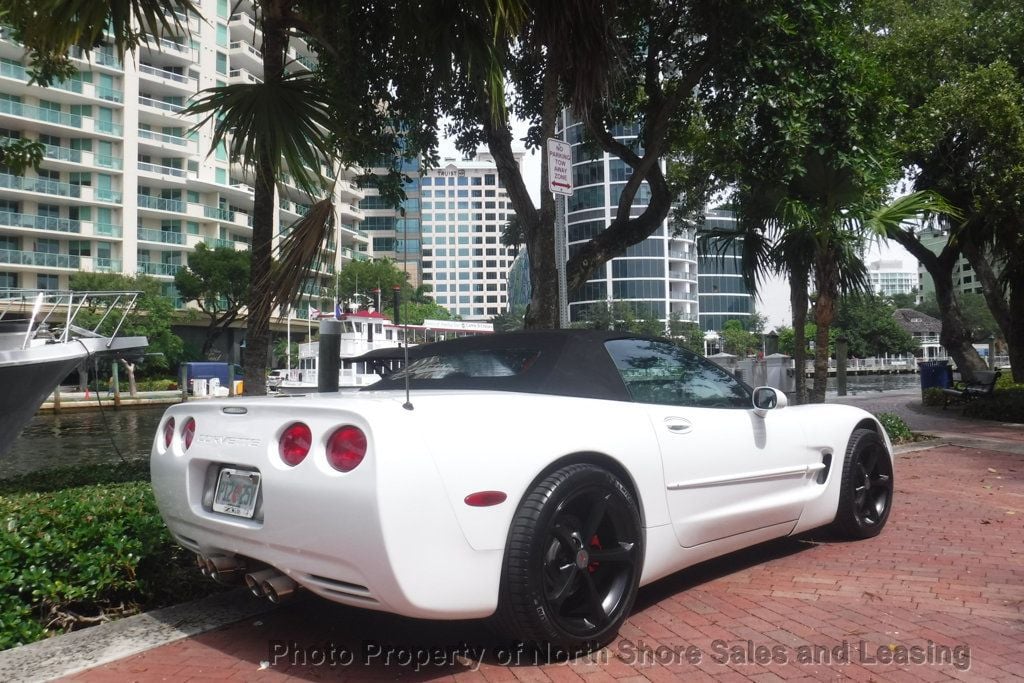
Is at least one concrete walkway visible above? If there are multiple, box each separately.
[2,391,1020,682]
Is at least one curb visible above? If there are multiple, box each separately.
[0,589,275,683]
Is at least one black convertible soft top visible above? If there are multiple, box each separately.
[362,329,646,401]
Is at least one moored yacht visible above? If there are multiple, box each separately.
[0,290,149,457]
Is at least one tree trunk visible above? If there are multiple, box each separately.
[960,235,1023,380]
[1006,271,1024,382]
[485,59,558,329]
[242,3,290,395]
[789,271,810,405]
[810,296,833,404]
[810,243,840,404]
[77,364,89,392]
[885,227,987,379]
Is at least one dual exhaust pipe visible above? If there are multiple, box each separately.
[196,554,298,603]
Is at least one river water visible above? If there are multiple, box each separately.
[1,373,924,480]
[1,405,166,480]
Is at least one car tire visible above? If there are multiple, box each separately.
[832,428,894,539]
[496,463,642,655]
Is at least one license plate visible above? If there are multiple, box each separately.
[213,468,261,518]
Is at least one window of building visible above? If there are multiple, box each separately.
[216,52,228,75]
[37,274,59,290]
[0,271,18,288]
[68,240,91,257]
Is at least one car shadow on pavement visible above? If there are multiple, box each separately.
[155,534,824,681]
[633,534,819,612]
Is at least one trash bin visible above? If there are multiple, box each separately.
[918,360,953,391]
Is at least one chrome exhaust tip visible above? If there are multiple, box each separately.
[244,568,279,597]
[207,555,244,583]
[262,574,298,603]
[197,555,211,577]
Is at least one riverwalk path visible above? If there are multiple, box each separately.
[0,390,1020,682]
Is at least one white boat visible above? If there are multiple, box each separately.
[0,290,149,457]
[272,311,493,394]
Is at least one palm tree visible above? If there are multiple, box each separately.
[721,187,956,404]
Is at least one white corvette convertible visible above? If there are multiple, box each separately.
[151,331,894,650]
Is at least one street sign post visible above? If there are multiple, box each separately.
[547,138,573,328]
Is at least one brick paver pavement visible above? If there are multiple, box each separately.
[64,439,1024,682]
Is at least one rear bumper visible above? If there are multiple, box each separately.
[150,404,503,619]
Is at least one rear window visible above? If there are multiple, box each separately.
[379,349,540,382]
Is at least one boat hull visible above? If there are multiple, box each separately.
[0,336,148,458]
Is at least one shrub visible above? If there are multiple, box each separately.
[962,388,1024,423]
[922,387,945,407]
[874,412,913,444]
[0,474,222,650]
[995,373,1024,391]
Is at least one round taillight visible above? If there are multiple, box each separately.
[326,426,367,472]
[163,417,175,448]
[279,422,312,466]
[182,418,196,450]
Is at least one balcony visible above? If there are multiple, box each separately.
[95,258,123,272]
[0,249,80,269]
[34,141,123,170]
[155,38,197,61]
[69,46,121,70]
[0,172,83,198]
[138,194,186,213]
[137,161,188,179]
[94,223,123,238]
[138,63,195,87]
[137,261,182,276]
[203,205,235,221]
[138,228,186,245]
[137,127,192,149]
[0,210,81,234]
[227,68,262,84]
[96,189,122,203]
[342,248,370,262]
[138,95,186,114]
[229,40,263,60]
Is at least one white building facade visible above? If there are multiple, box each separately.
[419,154,519,321]
[0,0,366,314]
[867,259,918,297]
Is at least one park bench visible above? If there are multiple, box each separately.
[942,369,1001,408]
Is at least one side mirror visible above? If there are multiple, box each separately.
[752,386,788,417]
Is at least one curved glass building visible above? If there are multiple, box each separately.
[697,208,754,331]
[557,113,698,326]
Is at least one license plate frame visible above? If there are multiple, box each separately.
[212,467,261,518]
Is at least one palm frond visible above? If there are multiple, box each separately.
[865,190,963,239]
[184,73,333,196]
[262,198,335,313]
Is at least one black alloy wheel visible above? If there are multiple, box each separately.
[497,464,642,653]
[833,428,894,539]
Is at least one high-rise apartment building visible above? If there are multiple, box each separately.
[697,208,755,331]
[0,0,366,315]
[557,113,699,326]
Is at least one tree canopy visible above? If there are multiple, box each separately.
[833,294,918,358]
[174,243,251,357]
[68,272,185,372]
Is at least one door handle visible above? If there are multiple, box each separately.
[664,417,692,434]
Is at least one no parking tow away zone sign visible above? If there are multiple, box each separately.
[547,138,573,196]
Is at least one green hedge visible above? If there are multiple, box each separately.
[962,387,1024,423]
[0,465,221,650]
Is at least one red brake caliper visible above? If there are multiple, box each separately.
[588,534,601,573]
